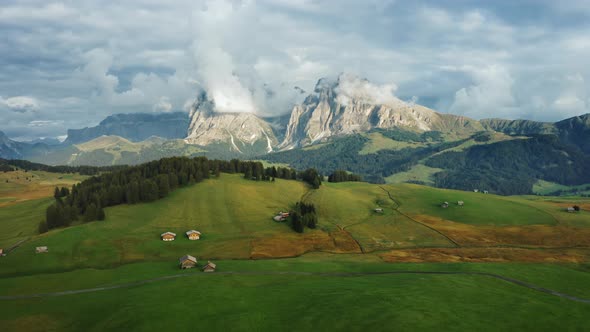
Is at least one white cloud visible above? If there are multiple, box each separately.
[1,0,590,138]
[335,73,400,106]
[0,96,40,113]
[449,65,516,119]
[153,96,173,112]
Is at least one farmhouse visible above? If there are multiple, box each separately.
[161,232,176,241]
[441,202,449,208]
[457,201,464,206]
[179,255,197,269]
[203,261,217,272]
[274,211,290,221]
[186,230,201,240]
[35,246,48,253]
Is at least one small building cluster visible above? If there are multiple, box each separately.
[273,211,290,222]
[161,230,203,241]
[178,254,217,272]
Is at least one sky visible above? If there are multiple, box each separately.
[1,0,590,140]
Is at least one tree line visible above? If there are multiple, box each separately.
[243,162,323,189]
[1,158,125,175]
[328,170,362,183]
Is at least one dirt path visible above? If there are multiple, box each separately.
[379,186,461,247]
[1,269,589,304]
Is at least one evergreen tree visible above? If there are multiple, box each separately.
[38,220,49,234]
[60,186,70,197]
[85,203,98,222]
[97,205,106,221]
[157,175,170,198]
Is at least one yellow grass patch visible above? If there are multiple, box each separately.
[250,229,361,259]
[380,247,590,263]
[412,214,590,247]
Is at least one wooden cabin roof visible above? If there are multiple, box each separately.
[161,232,176,237]
[185,230,201,235]
[179,255,197,264]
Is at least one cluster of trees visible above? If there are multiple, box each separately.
[242,162,298,181]
[290,202,318,233]
[0,158,124,175]
[328,170,362,183]
[241,161,322,189]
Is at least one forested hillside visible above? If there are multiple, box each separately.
[426,135,590,195]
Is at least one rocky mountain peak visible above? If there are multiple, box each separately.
[185,92,278,154]
[279,74,457,149]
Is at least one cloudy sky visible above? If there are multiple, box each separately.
[1,0,590,140]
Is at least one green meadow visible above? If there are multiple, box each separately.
[1,174,590,331]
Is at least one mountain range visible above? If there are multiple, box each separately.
[2,74,590,195]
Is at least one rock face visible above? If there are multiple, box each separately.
[64,112,189,145]
[0,131,22,159]
[279,75,482,149]
[185,93,278,154]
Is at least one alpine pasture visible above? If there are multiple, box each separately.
[1,173,590,331]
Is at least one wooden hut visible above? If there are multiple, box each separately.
[203,261,217,272]
[186,230,201,240]
[161,232,176,241]
[35,246,48,254]
[179,255,197,269]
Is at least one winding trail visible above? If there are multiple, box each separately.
[379,186,461,247]
[1,270,589,304]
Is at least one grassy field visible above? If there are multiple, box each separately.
[1,173,590,331]
[358,132,425,155]
[1,258,590,331]
[387,183,557,226]
[384,163,443,185]
[533,179,590,196]
[0,170,87,207]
